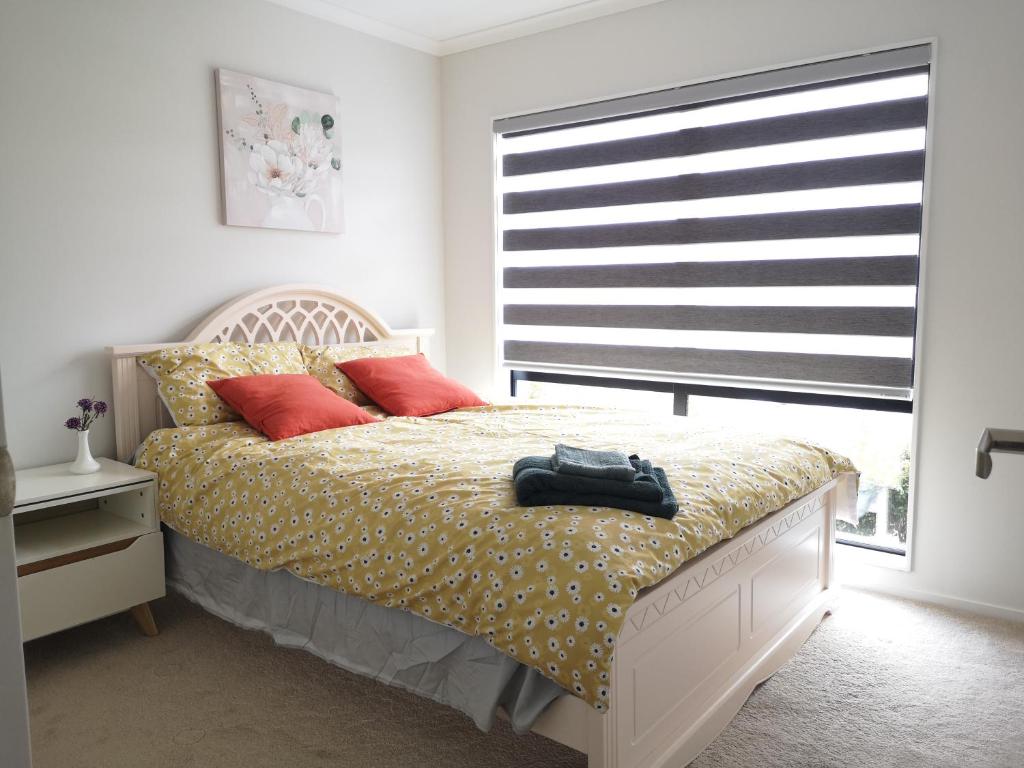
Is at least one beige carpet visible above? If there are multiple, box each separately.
[24,589,1024,768]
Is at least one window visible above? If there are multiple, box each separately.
[496,45,932,555]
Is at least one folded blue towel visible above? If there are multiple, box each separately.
[552,443,636,482]
[513,455,678,520]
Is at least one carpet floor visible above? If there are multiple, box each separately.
[24,588,1024,768]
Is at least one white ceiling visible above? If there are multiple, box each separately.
[265,0,668,55]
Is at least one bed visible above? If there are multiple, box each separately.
[109,284,857,768]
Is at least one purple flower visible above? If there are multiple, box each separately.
[93,401,108,415]
[77,398,94,412]
[65,417,82,431]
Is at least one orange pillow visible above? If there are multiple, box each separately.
[336,354,487,417]
[207,374,379,440]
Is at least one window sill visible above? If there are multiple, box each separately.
[835,539,911,575]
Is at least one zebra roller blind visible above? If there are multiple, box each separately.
[496,45,931,399]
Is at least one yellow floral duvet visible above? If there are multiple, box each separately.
[135,404,854,710]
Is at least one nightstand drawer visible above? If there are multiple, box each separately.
[18,531,165,641]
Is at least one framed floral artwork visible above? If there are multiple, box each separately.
[216,69,344,233]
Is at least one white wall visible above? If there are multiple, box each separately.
[0,0,444,469]
[441,0,1024,615]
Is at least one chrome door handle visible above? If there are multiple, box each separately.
[976,428,1024,479]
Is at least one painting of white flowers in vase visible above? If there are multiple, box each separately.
[217,69,344,233]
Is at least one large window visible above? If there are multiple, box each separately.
[496,46,931,555]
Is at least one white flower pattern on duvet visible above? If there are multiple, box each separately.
[135,404,855,710]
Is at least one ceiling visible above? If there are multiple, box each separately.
[265,0,668,55]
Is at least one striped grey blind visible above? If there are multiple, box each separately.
[496,46,930,399]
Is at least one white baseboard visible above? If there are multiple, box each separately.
[844,583,1024,624]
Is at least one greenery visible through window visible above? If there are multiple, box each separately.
[837,449,910,546]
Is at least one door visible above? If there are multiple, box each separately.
[0,372,32,766]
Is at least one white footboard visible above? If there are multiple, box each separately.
[532,476,848,768]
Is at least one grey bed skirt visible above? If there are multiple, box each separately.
[164,527,568,733]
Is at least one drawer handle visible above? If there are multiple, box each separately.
[17,536,140,577]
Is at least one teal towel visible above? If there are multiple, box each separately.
[552,443,636,482]
[513,455,679,520]
[514,456,663,501]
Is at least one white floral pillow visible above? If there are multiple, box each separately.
[140,342,305,427]
[301,343,411,405]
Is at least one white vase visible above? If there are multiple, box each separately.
[262,195,314,231]
[69,430,100,475]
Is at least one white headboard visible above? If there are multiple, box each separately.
[108,284,434,462]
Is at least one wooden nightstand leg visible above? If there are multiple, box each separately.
[130,602,158,637]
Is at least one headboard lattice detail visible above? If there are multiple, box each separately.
[187,285,396,346]
[208,299,380,346]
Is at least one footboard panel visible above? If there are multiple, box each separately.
[608,486,833,768]
[627,578,743,749]
[531,478,846,768]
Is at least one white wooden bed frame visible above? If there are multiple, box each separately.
[109,284,855,768]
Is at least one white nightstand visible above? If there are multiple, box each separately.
[12,457,165,641]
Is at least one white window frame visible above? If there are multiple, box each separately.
[491,37,939,572]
